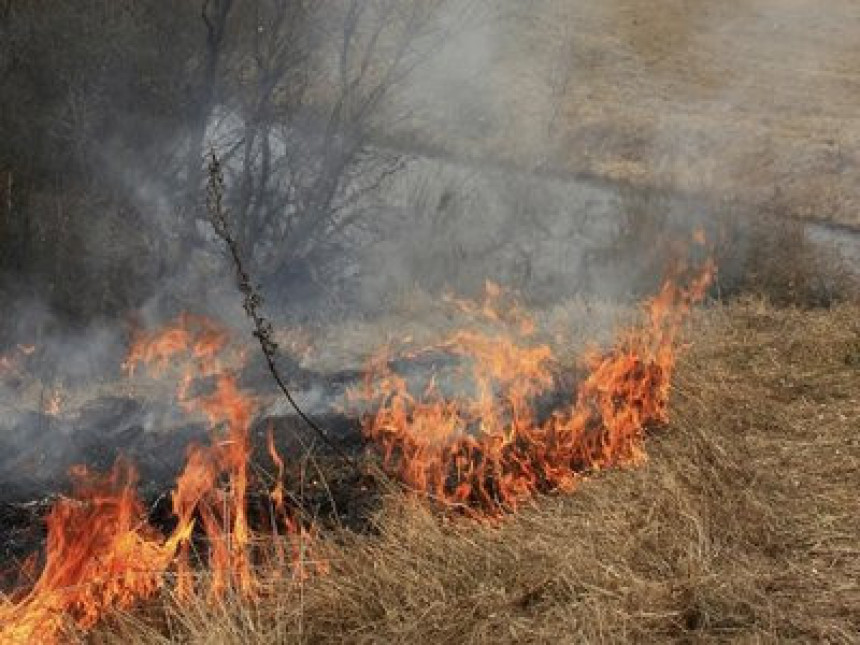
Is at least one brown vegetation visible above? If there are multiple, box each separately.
[1,2,857,642]
[403,0,860,230]
[87,300,859,643]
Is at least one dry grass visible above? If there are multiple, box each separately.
[90,299,860,644]
[403,0,860,229]
[713,214,858,307]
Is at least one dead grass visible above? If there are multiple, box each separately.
[401,0,860,229]
[713,213,859,307]
[88,300,860,644]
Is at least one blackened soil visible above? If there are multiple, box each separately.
[0,396,373,580]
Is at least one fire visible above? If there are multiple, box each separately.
[356,261,715,517]
[0,255,714,641]
[266,426,328,581]
[0,461,178,642]
[124,315,325,597]
[0,315,320,643]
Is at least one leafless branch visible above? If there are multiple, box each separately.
[206,152,361,473]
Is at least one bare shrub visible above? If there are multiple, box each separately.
[715,213,858,307]
[592,184,858,308]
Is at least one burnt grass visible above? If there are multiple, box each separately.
[0,408,370,582]
[0,352,593,583]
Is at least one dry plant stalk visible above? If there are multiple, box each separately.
[205,152,360,471]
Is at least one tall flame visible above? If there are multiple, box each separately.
[0,461,179,642]
[0,315,318,643]
[0,251,714,641]
[356,260,715,517]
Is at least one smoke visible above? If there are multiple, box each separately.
[373,0,859,295]
[1,0,858,508]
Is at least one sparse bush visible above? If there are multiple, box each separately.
[594,185,858,308]
[715,212,858,307]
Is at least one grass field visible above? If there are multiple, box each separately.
[402,0,860,230]
[4,2,859,642]
[88,299,859,643]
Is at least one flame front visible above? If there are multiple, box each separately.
[0,461,175,642]
[357,262,715,516]
[0,315,318,644]
[0,256,713,642]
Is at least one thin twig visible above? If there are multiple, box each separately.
[205,152,362,475]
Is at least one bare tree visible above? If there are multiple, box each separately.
[205,0,460,294]
[186,0,236,203]
[0,0,467,317]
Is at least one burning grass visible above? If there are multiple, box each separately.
[353,262,713,516]
[91,299,859,644]
[0,315,320,643]
[3,262,858,643]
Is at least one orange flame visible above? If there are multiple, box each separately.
[0,461,179,642]
[356,261,715,517]
[266,426,328,581]
[0,315,320,643]
[0,257,714,640]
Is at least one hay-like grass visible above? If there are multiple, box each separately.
[88,300,859,644]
